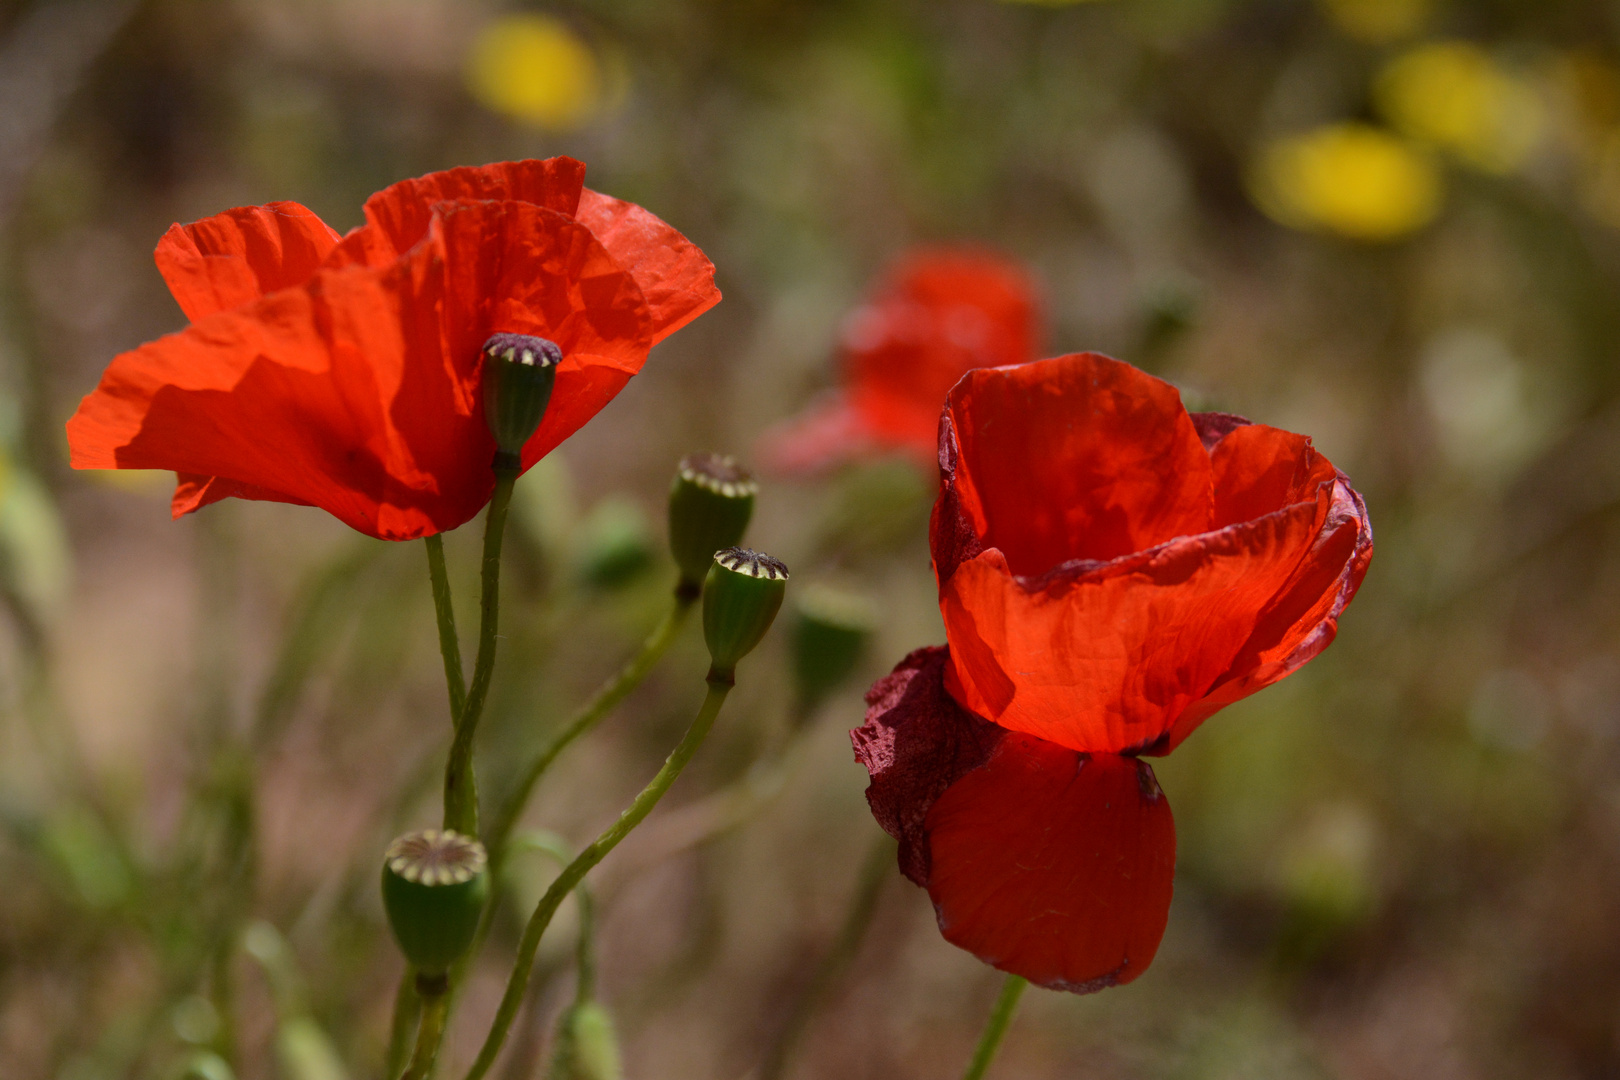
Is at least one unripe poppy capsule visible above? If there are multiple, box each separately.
[482,333,561,469]
[381,829,489,975]
[667,453,757,595]
[702,547,788,681]
[790,584,876,719]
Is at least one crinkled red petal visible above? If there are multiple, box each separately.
[851,646,1004,885]
[574,189,721,346]
[155,201,343,322]
[934,353,1213,580]
[68,199,650,540]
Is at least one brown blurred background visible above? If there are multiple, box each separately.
[2,0,1619,1077]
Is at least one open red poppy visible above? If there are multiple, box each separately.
[67,158,720,540]
[854,352,1372,992]
[757,248,1039,474]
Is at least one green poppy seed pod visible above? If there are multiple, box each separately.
[550,1001,624,1080]
[380,829,489,976]
[702,547,788,681]
[482,333,561,468]
[790,584,877,719]
[668,453,757,595]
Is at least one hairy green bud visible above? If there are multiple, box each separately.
[702,548,788,680]
[482,333,561,468]
[668,453,757,594]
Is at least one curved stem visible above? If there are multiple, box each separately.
[464,679,733,1080]
[403,980,450,1080]
[444,468,518,837]
[961,975,1028,1080]
[486,591,696,858]
[758,833,895,1080]
[386,969,421,1080]
[425,533,467,725]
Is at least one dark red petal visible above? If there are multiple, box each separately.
[1189,410,1250,452]
[939,499,1328,753]
[925,741,1175,993]
[155,201,342,321]
[341,157,588,268]
[841,249,1040,457]
[937,353,1213,579]
[574,189,721,345]
[852,646,1004,885]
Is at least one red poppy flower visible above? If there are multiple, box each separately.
[757,248,1039,474]
[66,158,719,540]
[853,352,1372,992]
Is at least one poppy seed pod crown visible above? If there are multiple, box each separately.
[702,547,788,681]
[381,829,489,975]
[483,333,561,468]
[668,453,757,594]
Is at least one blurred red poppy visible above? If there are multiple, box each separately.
[854,351,1372,992]
[67,158,719,540]
[757,248,1039,474]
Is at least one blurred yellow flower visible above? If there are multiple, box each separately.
[466,14,604,131]
[1251,123,1443,242]
[1375,42,1545,173]
[1316,0,1431,44]
[83,468,171,494]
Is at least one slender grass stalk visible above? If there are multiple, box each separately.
[425,533,467,724]
[444,468,519,837]
[758,832,895,1080]
[403,981,450,1080]
[485,592,696,859]
[463,679,733,1080]
[961,975,1028,1080]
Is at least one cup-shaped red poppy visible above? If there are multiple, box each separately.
[854,351,1372,993]
[758,248,1039,474]
[66,157,720,540]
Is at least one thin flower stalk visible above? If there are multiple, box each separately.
[443,470,518,836]
[465,679,733,1080]
[961,976,1028,1080]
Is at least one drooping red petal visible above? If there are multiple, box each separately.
[574,189,721,346]
[851,646,1004,885]
[937,353,1213,579]
[939,499,1328,753]
[925,739,1175,993]
[68,199,651,540]
[154,201,342,321]
[171,473,312,517]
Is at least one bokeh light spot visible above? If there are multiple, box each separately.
[1250,123,1443,242]
[1376,42,1546,174]
[1317,0,1431,44]
[466,14,603,131]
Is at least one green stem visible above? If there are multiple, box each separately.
[444,468,518,837]
[464,679,733,1080]
[425,533,467,724]
[961,975,1028,1080]
[386,969,421,1080]
[486,592,696,858]
[758,833,895,1080]
[403,981,450,1080]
